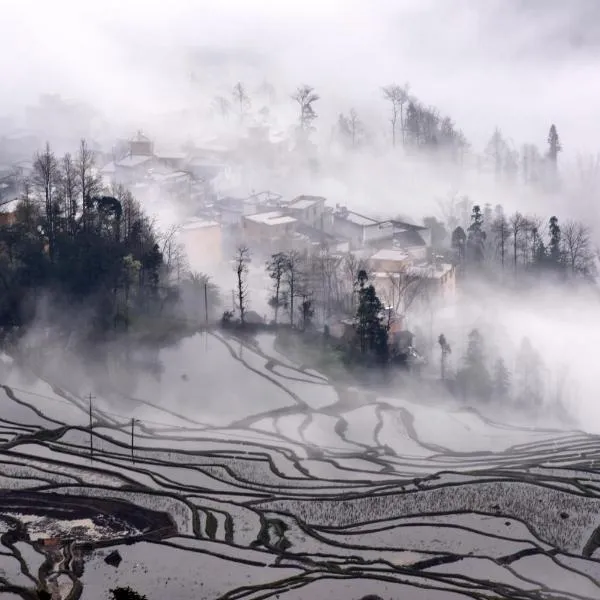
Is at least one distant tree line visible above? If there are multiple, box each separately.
[437,328,570,415]
[426,198,596,284]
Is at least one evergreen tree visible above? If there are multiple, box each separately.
[548,215,562,269]
[515,337,544,409]
[547,124,562,164]
[354,270,389,363]
[451,226,467,262]
[492,357,511,400]
[467,205,486,264]
[438,333,451,380]
[485,127,506,177]
[266,252,287,323]
[456,329,492,400]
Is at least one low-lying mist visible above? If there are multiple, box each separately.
[1,0,600,440]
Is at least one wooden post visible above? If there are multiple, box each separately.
[88,393,95,459]
[131,418,135,463]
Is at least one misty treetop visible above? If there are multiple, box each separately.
[440,200,596,282]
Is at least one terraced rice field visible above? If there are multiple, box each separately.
[0,332,598,599]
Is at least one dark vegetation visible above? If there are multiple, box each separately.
[109,587,147,600]
[0,141,221,359]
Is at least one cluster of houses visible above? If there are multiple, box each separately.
[178,191,456,311]
[0,126,456,330]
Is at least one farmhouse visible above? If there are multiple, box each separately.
[332,207,393,249]
[242,211,297,250]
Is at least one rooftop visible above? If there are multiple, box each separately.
[116,155,153,168]
[180,218,220,231]
[370,249,410,263]
[393,229,428,247]
[335,209,395,230]
[407,263,454,279]
[337,210,379,227]
[130,130,151,143]
[245,211,296,226]
[100,161,116,174]
[288,195,325,211]
[391,217,428,231]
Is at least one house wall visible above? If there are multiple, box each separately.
[406,246,428,261]
[180,225,222,269]
[130,140,153,156]
[332,218,363,248]
[364,221,394,244]
[439,265,456,300]
[242,217,296,246]
[370,257,410,273]
[289,198,326,229]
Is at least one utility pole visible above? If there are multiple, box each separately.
[131,418,136,463]
[88,393,95,459]
[204,282,209,325]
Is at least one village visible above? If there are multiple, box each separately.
[0,116,456,367]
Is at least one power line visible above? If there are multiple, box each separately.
[1,382,355,452]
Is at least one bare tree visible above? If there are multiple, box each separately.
[76,139,102,232]
[234,246,251,325]
[491,209,509,270]
[292,85,319,133]
[380,267,426,317]
[523,215,542,267]
[382,83,409,147]
[33,142,60,260]
[338,108,364,148]
[283,250,304,327]
[212,95,231,119]
[562,220,593,276]
[60,152,80,237]
[159,224,187,282]
[509,212,526,275]
[232,82,251,122]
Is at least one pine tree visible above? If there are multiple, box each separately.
[456,329,492,401]
[467,205,486,264]
[547,124,562,164]
[451,226,467,262]
[548,215,562,269]
[354,270,389,363]
[493,358,511,400]
[438,334,451,380]
[515,337,544,409]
